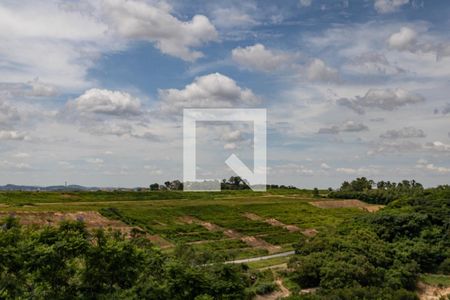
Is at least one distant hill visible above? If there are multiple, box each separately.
[0,184,99,191]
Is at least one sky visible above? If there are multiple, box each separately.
[0,0,449,188]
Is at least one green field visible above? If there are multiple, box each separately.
[0,189,366,261]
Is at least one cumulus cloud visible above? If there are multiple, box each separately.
[425,141,450,152]
[26,78,58,97]
[416,159,450,174]
[158,73,260,113]
[380,126,426,139]
[0,130,27,141]
[388,27,417,51]
[103,0,218,61]
[231,44,294,72]
[338,88,424,114]
[388,27,450,60]
[70,89,142,116]
[307,59,339,82]
[374,0,409,14]
[318,120,369,134]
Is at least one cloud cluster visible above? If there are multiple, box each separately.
[306,59,339,83]
[380,126,426,139]
[388,27,450,60]
[416,159,450,174]
[338,88,424,114]
[70,89,142,116]
[158,73,260,113]
[103,0,218,61]
[374,0,409,14]
[0,130,27,141]
[232,44,294,72]
[318,120,368,134]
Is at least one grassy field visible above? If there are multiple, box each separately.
[0,189,367,261]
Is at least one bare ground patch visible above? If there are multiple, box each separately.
[178,216,222,231]
[0,211,173,249]
[417,281,450,300]
[254,278,290,300]
[309,200,384,212]
[244,212,310,234]
[180,216,281,254]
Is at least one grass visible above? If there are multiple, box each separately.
[246,256,291,269]
[0,189,367,263]
[420,274,450,287]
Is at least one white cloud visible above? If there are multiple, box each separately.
[320,162,331,170]
[380,126,426,139]
[212,8,258,29]
[299,0,313,7]
[86,158,104,165]
[374,0,409,14]
[231,44,293,72]
[318,120,368,134]
[13,152,30,158]
[158,73,260,113]
[26,78,58,97]
[338,88,424,114]
[0,130,27,141]
[103,0,218,61]
[388,27,417,51]
[70,89,142,116]
[336,167,377,175]
[387,26,450,60]
[416,160,450,174]
[425,141,450,152]
[307,59,339,82]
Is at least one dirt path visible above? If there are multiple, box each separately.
[254,278,290,300]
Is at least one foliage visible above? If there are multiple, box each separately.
[0,219,257,299]
[289,183,450,298]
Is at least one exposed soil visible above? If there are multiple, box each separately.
[179,216,222,231]
[417,281,450,300]
[240,236,282,254]
[0,211,173,249]
[309,200,384,212]
[180,216,282,253]
[254,278,290,300]
[244,212,263,221]
[301,228,318,237]
[244,212,305,233]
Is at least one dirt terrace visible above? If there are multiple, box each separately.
[179,216,282,254]
[309,199,384,212]
[243,212,318,237]
[0,211,173,249]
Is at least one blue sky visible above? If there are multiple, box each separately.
[0,0,449,188]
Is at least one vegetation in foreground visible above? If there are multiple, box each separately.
[1,179,449,299]
[284,181,450,299]
[0,217,279,300]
